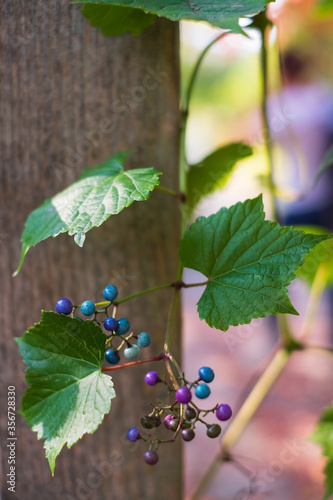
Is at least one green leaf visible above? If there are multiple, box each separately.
[311,404,333,500]
[187,142,253,212]
[81,4,156,36]
[179,196,331,331]
[295,226,333,289]
[312,143,333,188]
[14,152,161,275]
[316,0,333,17]
[76,0,273,33]
[16,312,115,475]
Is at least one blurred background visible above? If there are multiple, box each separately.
[180,0,333,498]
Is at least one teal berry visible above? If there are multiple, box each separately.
[124,344,140,360]
[103,285,118,302]
[195,384,211,399]
[198,366,215,383]
[80,300,95,316]
[115,318,130,335]
[137,332,151,348]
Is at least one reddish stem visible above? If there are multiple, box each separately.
[101,354,164,372]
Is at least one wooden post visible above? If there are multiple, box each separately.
[0,2,181,498]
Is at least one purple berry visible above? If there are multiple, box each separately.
[145,371,159,386]
[144,450,159,465]
[176,386,192,404]
[216,404,232,421]
[55,298,73,315]
[164,414,174,430]
[126,427,140,442]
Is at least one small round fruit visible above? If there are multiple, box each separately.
[75,316,83,322]
[80,300,95,316]
[144,450,159,465]
[182,429,195,442]
[176,386,192,404]
[168,418,179,432]
[145,371,159,386]
[105,349,120,365]
[103,285,118,302]
[123,344,140,360]
[185,407,197,420]
[198,366,215,383]
[152,416,161,428]
[206,424,221,438]
[164,414,174,430]
[141,416,155,429]
[181,421,191,429]
[115,318,130,335]
[55,298,73,315]
[137,332,151,348]
[195,383,211,399]
[126,427,140,442]
[216,404,232,422]
[104,317,117,332]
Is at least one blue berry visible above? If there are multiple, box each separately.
[195,383,211,399]
[104,317,117,332]
[123,344,140,360]
[126,427,140,442]
[138,332,151,348]
[80,300,95,316]
[103,285,118,302]
[216,404,232,421]
[145,371,159,386]
[176,386,192,404]
[75,317,83,322]
[105,349,120,365]
[144,450,159,465]
[198,366,215,383]
[115,318,130,335]
[55,298,73,315]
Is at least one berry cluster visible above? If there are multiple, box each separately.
[55,291,232,467]
[55,286,151,365]
[126,366,232,465]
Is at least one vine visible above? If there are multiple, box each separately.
[13,1,333,498]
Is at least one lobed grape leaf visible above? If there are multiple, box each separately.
[311,404,333,500]
[81,4,157,36]
[179,196,332,331]
[15,312,115,475]
[76,0,274,33]
[14,151,161,276]
[187,142,253,213]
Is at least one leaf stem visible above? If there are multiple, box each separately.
[183,32,226,115]
[259,21,278,222]
[95,281,208,309]
[155,185,186,201]
[299,263,329,341]
[101,354,164,372]
[190,348,290,499]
